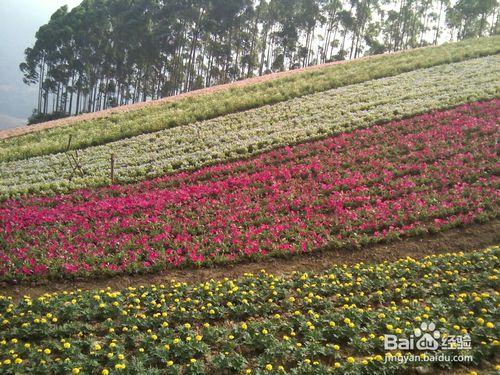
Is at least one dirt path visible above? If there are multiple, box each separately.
[0,50,411,140]
[1,221,498,300]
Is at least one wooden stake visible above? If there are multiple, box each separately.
[66,134,72,151]
[110,154,115,184]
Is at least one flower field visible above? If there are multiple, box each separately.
[1,55,499,198]
[1,36,498,163]
[1,100,498,281]
[0,246,498,374]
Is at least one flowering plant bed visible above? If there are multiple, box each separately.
[1,55,499,198]
[0,247,498,374]
[0,100,498,281]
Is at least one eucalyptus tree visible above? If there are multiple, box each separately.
[321,0,343,62]
[446,0,498,40]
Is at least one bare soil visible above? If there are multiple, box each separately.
[0,49,412,140]
[1,220,498,300]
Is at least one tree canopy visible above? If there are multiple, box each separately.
[20,0,499,123]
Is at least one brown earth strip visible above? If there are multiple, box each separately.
[0,49,414,140]
[1,220,498,300]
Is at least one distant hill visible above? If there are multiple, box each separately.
[0,114,25,130]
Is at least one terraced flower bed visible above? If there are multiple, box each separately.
[1,55,499,198]
[1,36,498,163]
[0,247,498,374]
[1,100,498,281]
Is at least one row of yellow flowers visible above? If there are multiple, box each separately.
[0,246,498,374]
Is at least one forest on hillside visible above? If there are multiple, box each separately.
[20,0,499,124]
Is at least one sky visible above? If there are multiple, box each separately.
[0,0,82,130]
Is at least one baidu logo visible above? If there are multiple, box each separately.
[413,322,441,350]
[384,321,471,351]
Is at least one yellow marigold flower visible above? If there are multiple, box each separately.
[101,369,109,375]
[44,348,51,355]
[334,362,341,368]
[265,364,273,371]
[14,358,23,364]
[72,368,80,374]
[164,344,170,350]
[333,344,340,351]
[241,322,248,330]
[190,358,196,364]
[347,357,355,364]
[195,335,203,341]
[63,342,71,349]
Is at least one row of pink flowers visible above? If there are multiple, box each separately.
[0,100,498,280]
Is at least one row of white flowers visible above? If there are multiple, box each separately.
[1,55,498,198]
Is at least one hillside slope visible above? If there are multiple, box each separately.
[1,55,498,198]
[1,99,498,280]
[1,36,499,163]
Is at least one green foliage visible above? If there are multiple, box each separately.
[27,111,69,125]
